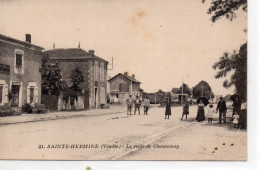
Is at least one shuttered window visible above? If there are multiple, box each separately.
[27,82,39,104]
[119,83,129,92]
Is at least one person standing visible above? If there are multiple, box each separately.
[126,95,133,115]
[232,111,240,129]
[216,96,227,124]
[134,96,141,115]
[207,104,215,124]
[165,98,171,119]
[143,97,150,115]
[181,102,189,120]
[196,100,205,122]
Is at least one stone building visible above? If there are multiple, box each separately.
[44,48,108,109]
[0,34,44,109]
[108,72,142,104]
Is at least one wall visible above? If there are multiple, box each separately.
[41,95,58,111]
[132,82,141,96]
[109,75,130,93]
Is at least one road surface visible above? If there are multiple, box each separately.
[0,105,246,160]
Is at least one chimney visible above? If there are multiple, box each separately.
[132,74,135,78]
[124,72,128,76]
[25,34,31,43]
[78,42,80,48]
[89,50,94,55]
[53,43,55,49]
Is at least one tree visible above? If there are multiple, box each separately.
[41,61,67,96]
[69,67,84,92]
[157,89,164,94]
[177,83,191,95]
[213,42,247,100]
[192,81,214,99]
[203,0,247,22]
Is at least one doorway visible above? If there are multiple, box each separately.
[11,84,20,106]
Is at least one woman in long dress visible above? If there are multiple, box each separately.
[196,100,205,122]
[165,98,171,119]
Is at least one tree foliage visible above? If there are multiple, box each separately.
[203,0,247,22]
[177,83,191,95]
[69,67,84,92]
[41,61,67,96]
[192,81,214,99]
[213,42,247,100]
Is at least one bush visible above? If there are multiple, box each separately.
[22,104,32,113]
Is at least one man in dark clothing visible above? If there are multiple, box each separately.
[134,96,141,115]
[216,97,227,124]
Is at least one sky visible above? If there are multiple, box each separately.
[0,0,247,95]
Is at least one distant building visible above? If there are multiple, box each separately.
[142,92,163,104]
[171,88,188,103]
[108,72,142,104]
[0,34,44,108]
[44,48,108,109]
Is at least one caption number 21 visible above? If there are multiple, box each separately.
[38,144,45,149]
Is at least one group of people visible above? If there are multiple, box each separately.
[195,96,227,124]
[126,95,151,115]
[194,96,247,129]
[125,95,247,129]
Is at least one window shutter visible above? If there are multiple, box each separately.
[3,84,9,103]
[27,86,30,103]
[34,86,39,103]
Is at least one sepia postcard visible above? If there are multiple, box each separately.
[0,0,247,161]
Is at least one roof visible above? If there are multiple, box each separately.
[108,73,141,83]
[0,34,44,51]
[43,48,108,63]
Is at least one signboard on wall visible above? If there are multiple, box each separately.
[0,64,10,75]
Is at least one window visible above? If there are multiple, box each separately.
[27,82,38,104]
[0,85,3,104]
[94,61,99,81]
[16,54,23,68]
[14,49,24,74]
[119,83,129,92]
[100,63,104,82]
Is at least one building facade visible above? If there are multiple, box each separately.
[44,48,108,109]
[0,34,44,109]
[108,72,142,104]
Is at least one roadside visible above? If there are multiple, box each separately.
[0,106,127,126]
[0,104,162,126]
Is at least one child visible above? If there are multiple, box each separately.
[207,104,215,124]
[233,111,240,129]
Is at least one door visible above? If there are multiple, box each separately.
[11,85,20,106]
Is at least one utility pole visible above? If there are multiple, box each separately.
[201,85,204,97]
[108,57,114,70]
